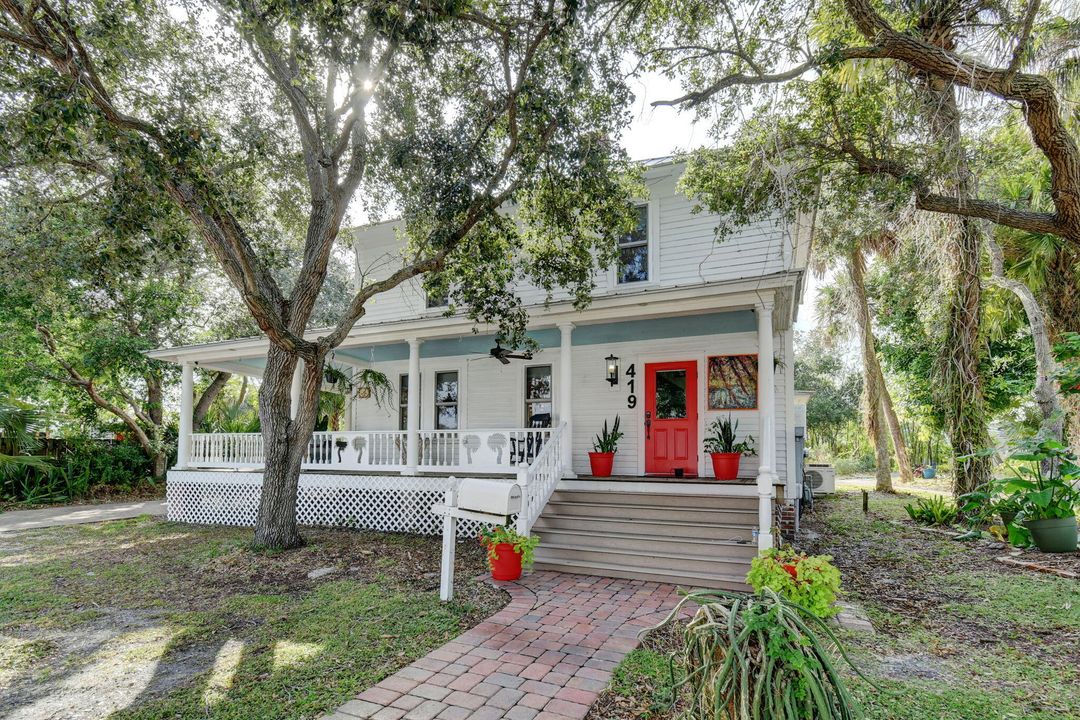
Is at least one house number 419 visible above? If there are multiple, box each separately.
[625,364,637,409]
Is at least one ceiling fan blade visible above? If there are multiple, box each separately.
[498,355,510,365]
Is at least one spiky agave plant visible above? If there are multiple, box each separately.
[651,588,871,719]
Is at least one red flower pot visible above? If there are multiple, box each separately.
[709,452,741,480]
[488,542,523,581]
[588,451,615,477]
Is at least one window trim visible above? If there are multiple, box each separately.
[524,364,553,427]
[610,199,660,290]
[433,369,460,430]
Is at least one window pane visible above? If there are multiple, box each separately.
[527,402,552,427]
[399,374,409,405]
[619,205,648,246]
[526,366,552,401]
[435,372,458,403]
[436,404,458,430]
[655,370,687,419]
[399,407,408,431]
[427,293,448,308]
[619,245,648,283]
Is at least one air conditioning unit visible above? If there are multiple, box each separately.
[805,464,836,496]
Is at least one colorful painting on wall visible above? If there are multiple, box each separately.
[707,354,758,410]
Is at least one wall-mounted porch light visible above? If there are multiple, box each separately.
[605,354,620,386]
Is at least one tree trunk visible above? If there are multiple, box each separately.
[910,17,993,497]
[253,345,325,550]
[985,235,1063,443]
[193,371,233,430]
[848,247,893,492]
[152,451,168,480]
[877,370,914,484]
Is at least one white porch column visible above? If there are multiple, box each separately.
[289,361,303,420]
[404,338,422,474]
[756,300,777,551]
[176,362,194,469]
[558,323,576,478]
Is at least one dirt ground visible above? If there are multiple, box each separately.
[0,518,506,720]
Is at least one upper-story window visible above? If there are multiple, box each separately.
[426,292,448,309]
[617,204,649,284]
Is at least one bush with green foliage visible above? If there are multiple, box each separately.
[650,588,869,720]
[904,495,959,526]
[2,438,155,504]
[746,547,842,618]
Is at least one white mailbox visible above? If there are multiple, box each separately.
[457,478,522,516]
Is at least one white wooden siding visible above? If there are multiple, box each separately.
[346,330,790,484]
[348,163,794,329]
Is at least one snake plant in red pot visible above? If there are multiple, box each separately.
[588,416,623,477]
[704,415,756,480]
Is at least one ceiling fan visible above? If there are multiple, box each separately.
[489,340,533,365]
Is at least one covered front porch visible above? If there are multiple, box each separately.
[155,279,797,560]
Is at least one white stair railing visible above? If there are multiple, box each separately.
[515,422,565,535]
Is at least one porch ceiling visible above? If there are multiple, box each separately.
[148,273,796,368]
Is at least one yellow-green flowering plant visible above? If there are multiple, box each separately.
[746,547,842,618]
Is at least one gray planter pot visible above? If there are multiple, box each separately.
[1023,517,1079,553]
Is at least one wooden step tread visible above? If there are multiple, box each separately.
[533,526,753,548]
[535,513,756,530]
[531,559,752,592]
[545,499,752,513]
[536,541,753,565]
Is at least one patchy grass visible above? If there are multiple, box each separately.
[0,517,505,720]
[590,490,1080,720]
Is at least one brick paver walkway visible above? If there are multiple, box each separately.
[324,571,681,720]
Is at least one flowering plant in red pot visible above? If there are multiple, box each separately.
[588,416,623,477]
[703,415,755,480]
[478,526,540,581]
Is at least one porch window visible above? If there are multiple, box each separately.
[617,204,649,284]
[398,373,418,431]
[525,365,552,427]
[434,371,459,430]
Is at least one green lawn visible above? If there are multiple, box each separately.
[590,490,1080,720]
[0,517,504,719]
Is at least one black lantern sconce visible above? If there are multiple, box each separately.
[605,354,620,386]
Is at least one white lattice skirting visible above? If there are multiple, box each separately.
[167,470,508,538]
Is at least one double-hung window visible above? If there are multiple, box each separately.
[434,371,459,430]
[617,204,649,284]
[525,365,552,427]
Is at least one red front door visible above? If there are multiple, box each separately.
[644,361,698,476]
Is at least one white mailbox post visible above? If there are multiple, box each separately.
[431,478,523,601]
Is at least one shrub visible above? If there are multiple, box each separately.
[904,495,959,526]
[650,588,870,720]
[1,439,154,504]
[746,547,842,618]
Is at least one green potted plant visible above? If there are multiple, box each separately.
[588,416,623,477]
[703,415,755,480]
[478,525,540,581]
[1003,440,1080,553]
[746,547,842,618]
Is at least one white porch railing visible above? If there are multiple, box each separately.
[188,427,554,474]
[515,423,564,535]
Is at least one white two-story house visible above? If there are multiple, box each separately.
[150,157,813,590]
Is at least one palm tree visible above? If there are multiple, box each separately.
[0,399,53,479]
[815,228,913,492]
